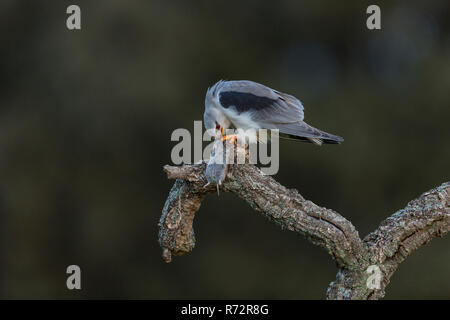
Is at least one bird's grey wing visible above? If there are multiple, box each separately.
[217,80,343,144]
[218,80,304,123]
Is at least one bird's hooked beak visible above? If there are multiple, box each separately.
[215,123,224,139]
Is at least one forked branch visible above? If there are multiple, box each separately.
[158,158,450,299]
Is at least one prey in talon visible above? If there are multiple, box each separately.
[204,139,233,196]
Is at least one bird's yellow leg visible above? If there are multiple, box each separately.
[214,127,224,140]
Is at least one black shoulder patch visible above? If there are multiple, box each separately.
[219,91,277,114]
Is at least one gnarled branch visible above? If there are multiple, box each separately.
[158,159,450,299]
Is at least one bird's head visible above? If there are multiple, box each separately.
[203,111,220,138]
[204,80,231,138]
[203,111,216,131]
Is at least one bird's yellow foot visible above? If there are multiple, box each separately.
[221,134,238,144]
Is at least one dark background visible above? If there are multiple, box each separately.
[0,0,449,299]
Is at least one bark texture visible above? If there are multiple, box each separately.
[158,150,450,299]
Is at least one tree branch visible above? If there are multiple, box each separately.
[158,159,450,299]
[362,182,450,299]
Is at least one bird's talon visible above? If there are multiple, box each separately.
[221,134,238,144]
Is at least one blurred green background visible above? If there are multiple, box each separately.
[0,0,449,299]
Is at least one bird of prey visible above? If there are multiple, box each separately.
[204,80,343,145]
